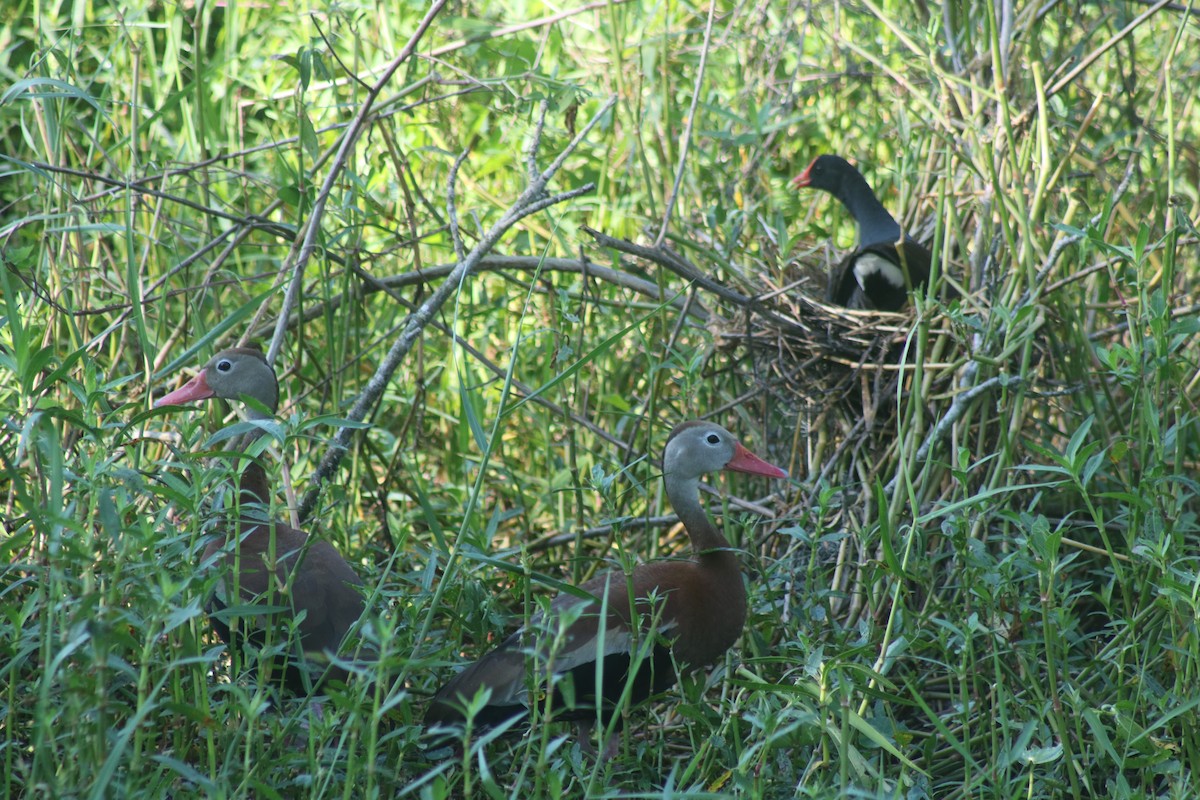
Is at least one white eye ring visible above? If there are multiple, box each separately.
[217,359,233,372]
[706,433,721,444]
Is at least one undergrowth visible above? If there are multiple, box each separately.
[2,1,1198,798]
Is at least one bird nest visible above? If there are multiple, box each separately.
[580,225,969,465]
[711,267,966,442]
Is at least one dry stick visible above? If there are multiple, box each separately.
[882,299,1041,494]
[1014,0,1176,128]
[529,483,783,553]
[582,226,804,333]
[266,1,447,367]
[654,0,716,247]
[529,517,685,553]
[1091,303,1200,342]
[29,160,296,240]
[441,325,622,449]
[1110,0,1193,10]
[524,99,548,182]
[447,150,471,264]
[247,255,710,334]
[297,95,619,521]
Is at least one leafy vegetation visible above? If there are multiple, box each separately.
[2,0,1198,797]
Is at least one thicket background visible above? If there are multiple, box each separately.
[2,0,1198,797]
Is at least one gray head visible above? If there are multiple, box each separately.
[663,421,787,484]
[155,347,280,417]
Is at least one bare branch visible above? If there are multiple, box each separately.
[267,1,447,367]
[528,99,549,182]
[447,150,470,265]
[249,255,709,339]
[655,0,717,247]
[528,490,785,553]
[298,95,620,519]
[583,225,806,333]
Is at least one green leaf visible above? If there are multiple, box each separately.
[502,299,677,418]
[1064,415,1095,464]
[873,480,905,579]
[299,107,319,160]
[1,77,106,115]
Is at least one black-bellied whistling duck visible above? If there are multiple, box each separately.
[793,154,933,312]
[155,347,365,696]
[424,420,787,753]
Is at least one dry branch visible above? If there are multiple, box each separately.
[248,255,709,339]
[582,225,804,332]
[297,95,619,520]
[266,1,447,367]
[529,484,786,553]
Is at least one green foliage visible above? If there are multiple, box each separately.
[2,0,1198,797]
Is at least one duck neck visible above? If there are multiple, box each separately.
[666,476,734,563]
[233,407,274,514]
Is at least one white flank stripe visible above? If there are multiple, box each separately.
[854,252,905,290]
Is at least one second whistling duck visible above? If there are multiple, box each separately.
[155,347,365,697]
[424,420,787,754]
[793,154,933,312]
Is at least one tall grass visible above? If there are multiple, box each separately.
[2,0,1198,797]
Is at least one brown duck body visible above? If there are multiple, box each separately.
[425,551,747,731]
[204,466,365,694]
[424,420,786,745]
[157,347,365,695]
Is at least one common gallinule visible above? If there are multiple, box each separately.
[793,154,932,311]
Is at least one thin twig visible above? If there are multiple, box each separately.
[297,95,619,520]
[584,226,813,334]
[266,1,447,367]
[1090,303,1200,341]
[527,99,548,182]
[1014,0,1176,128]
[248,255,709,339]
[23,161,295,239]
[654,0,717,247]
[447,150,470,265]
[529,489,785,553]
